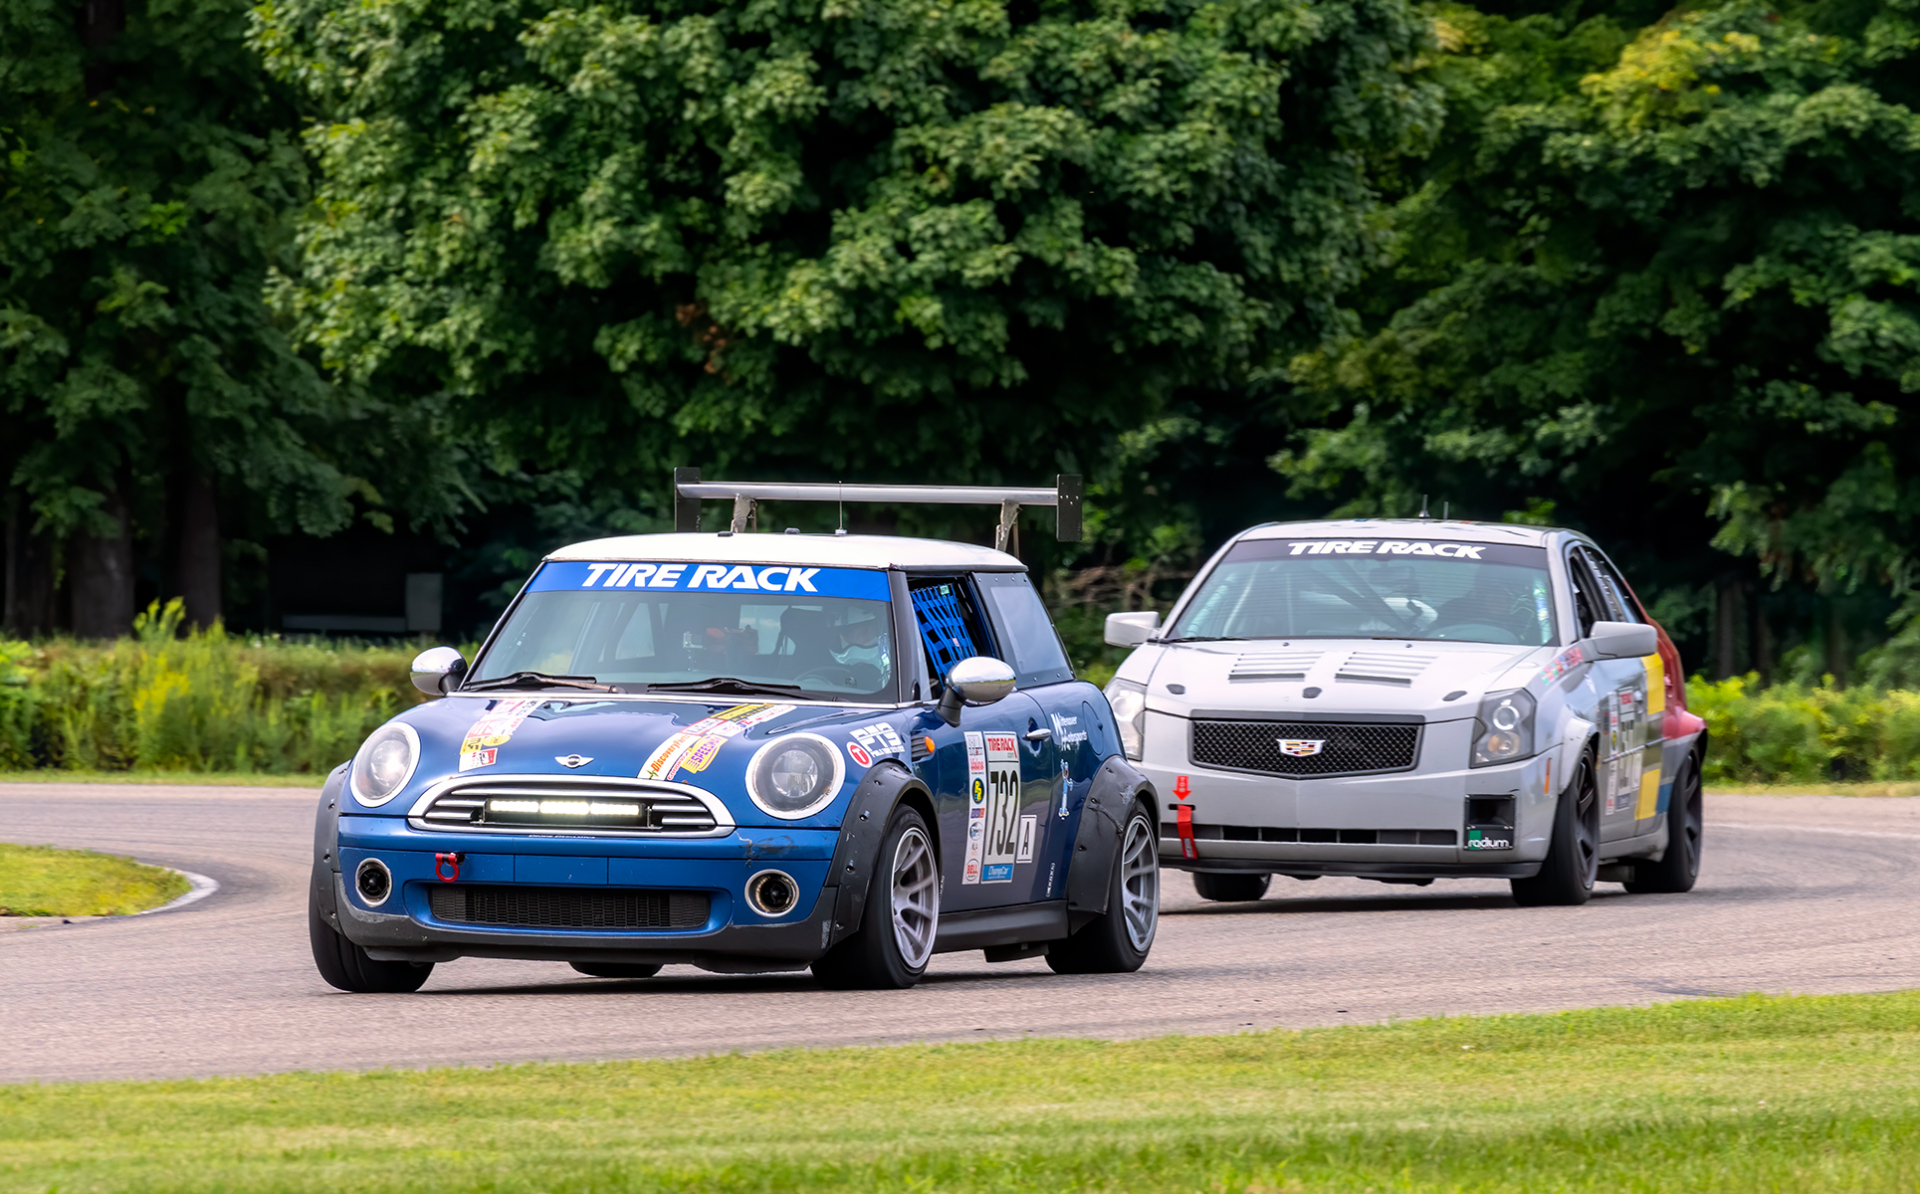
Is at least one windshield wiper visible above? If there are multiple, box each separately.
[645,677,804,697]
[463,671,616,693]
[1158,635,1239,643]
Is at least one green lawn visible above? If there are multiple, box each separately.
[3,991,1917,1192]
[0,842,190,917]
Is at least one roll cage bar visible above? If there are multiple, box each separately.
[672,467,1083,553]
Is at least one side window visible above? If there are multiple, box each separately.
[908,577,993,687]
[975,572,1074,688]
[1583,550,1643,624]
[1566,552,1606,639]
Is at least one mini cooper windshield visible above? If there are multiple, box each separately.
[471,561,895,698]
[1169,538,1557,646]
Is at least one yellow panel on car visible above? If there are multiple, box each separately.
[1636,766,1662,820]
[1643,652,1666,715]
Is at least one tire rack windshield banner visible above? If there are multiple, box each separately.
[528,561,891,601]
[1223,539,1551,567]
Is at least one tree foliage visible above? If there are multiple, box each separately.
[1279,0,1920,621]
[252,0,1441,552]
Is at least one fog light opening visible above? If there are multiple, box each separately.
[745,869,798,918]
[355,858,393,907]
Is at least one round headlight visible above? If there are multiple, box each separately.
[350,723,420,807]
[746,734,845,820]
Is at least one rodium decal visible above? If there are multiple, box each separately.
[527,561,890,601]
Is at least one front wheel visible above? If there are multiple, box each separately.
[309,883,434,993]
[811,806,940,990]
[1625,752,1703,894]
[1047,802,1159,974]
[1192,871,1271,902]
[1510,750,1598,907]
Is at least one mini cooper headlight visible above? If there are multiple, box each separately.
[1470,688,1536,768]
[746,733,845,819]
[350,722,420,806]
[1104,678,1147,761]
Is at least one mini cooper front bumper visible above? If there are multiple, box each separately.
[327,815,845,970]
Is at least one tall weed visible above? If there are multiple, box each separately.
[2,601,429,777]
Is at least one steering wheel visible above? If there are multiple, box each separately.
[794,663,882,689]
[1430,621,1522,645]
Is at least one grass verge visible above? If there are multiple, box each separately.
[3,991,1918,1192]
[0,842,190,917]
[1706,781,1920,797]
[0,769,329,788]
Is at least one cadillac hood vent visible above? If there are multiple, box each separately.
[1230,649,1324,680]
[1334,651,1439,686]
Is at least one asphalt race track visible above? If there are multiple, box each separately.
[3,783,1917,1084]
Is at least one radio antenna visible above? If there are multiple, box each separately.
[1418,495,1431,519]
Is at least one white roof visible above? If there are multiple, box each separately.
[547,532,1023,570]
[1238,519,1562,547]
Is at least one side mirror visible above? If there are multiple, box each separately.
[1105,611,1160,648]
[935,656,1017,726]
[411,646,469,696]
[1587,621,1658,660]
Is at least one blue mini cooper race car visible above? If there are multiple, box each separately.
[309,474,1160,991]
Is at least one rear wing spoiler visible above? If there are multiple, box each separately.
[672,468,1082,552]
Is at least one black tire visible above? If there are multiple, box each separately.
[1047,802,1159,974]
[569,962,663,979]
[811,805,939,990]
[1510,749,1599,907]
[309,883,434,993]
[1624,751,1703,894]
[1192,871,1271,902]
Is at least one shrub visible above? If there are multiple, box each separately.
[1,600,430,777]
[1689,675,1920,783]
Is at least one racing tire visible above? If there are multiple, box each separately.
[1192,871,1271,902]
[1047,801,1159,975]
[811,805,940,990]
[308,889,434,993]
[1510,749,1599,908]
[1624,751,1703,894]
[569,962,664,979]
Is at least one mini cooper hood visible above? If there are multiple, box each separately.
[372,694,913,826]
[1141,639,1553,721]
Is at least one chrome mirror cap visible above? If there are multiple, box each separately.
[948,656,1017,706]
[1105,611,1160,647]
[1587,621,1659,660]
[410,646,469,696]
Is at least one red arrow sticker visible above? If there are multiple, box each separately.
[1173,774,1191,801]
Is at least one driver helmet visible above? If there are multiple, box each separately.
[830,605,892,680]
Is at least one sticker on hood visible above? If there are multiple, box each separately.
[460,697,543,771]
[847,722,904,766]
[641,703,792,780]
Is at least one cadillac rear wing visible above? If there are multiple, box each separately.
[672,468,1082,552]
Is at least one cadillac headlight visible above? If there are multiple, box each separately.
[1104,678,1147,761]
[1470,688,1536,768]
[746,734,845,819]
[350,722,420,806]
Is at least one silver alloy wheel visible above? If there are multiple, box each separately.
[890,825,939,969]
[1119,812,1159,952]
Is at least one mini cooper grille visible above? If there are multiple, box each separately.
[414,780,721,834]
[429,885,709,930]
[1191,719,1420,776]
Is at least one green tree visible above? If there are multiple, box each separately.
[251,0,1442,583]
[1,0,463,636]
[1278,0,1920,675]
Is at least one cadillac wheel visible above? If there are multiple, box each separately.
[812,806,940,990]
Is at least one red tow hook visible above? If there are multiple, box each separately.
[434,852,465,882]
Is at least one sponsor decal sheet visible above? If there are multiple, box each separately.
[641,703,792,780]
[460,697,543,771]
[962,731,1022,885]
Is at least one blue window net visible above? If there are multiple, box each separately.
[911,583,978,682]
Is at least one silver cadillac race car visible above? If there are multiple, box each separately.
[1101,519,1709,906]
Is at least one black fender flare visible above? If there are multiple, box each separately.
[311,763,348,928]
[824,761,933,949]
[1065,755,1157,919]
